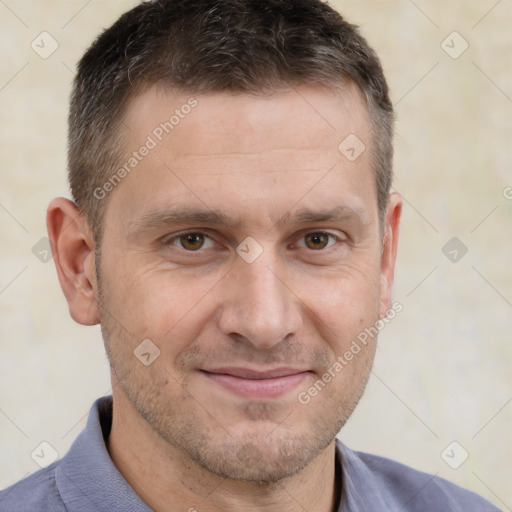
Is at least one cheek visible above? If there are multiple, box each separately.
[301,263,381,335]
[110,263,222,349]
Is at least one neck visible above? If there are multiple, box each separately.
[106,390,340,512]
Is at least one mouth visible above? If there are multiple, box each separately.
[200,367,312,399]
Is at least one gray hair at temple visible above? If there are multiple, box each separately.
[68,0,394,246]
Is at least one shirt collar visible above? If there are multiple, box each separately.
[55,396,152,512]
[55,395,363,512]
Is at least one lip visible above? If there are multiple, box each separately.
[200,367,312,399]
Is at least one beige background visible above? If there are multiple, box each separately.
[1,0,511,508]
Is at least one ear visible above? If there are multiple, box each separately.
[46,197,100,326]
[379,192,402,317]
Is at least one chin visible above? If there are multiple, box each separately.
[194,438,314,484]
[176,418,339,484]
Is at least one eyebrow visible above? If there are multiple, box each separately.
[127,204,368,234]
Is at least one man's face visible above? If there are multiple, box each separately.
[95,83,399,482]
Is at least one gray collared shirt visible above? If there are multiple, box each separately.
[0,396,501,511]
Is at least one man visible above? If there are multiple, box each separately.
[0,0,500,510]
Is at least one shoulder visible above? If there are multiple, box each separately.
[0,462,66,512]
[336,440,501,511]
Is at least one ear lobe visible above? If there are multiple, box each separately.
[379,192,402,317]
[46,198,100,326]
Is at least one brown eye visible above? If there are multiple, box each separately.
[164,231,216,255]
[178,233,206,251]
[304,232,331,250]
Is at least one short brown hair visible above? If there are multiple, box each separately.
[68,0,394,246]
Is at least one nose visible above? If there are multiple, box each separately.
[216,251,303,350]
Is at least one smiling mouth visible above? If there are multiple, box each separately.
[200,367,312,399]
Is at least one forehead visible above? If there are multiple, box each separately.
[123,81,370,152]
[104,82,376,233]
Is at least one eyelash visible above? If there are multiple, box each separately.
[163,230,345,254]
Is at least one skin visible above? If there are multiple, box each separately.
[47,82,402,512]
